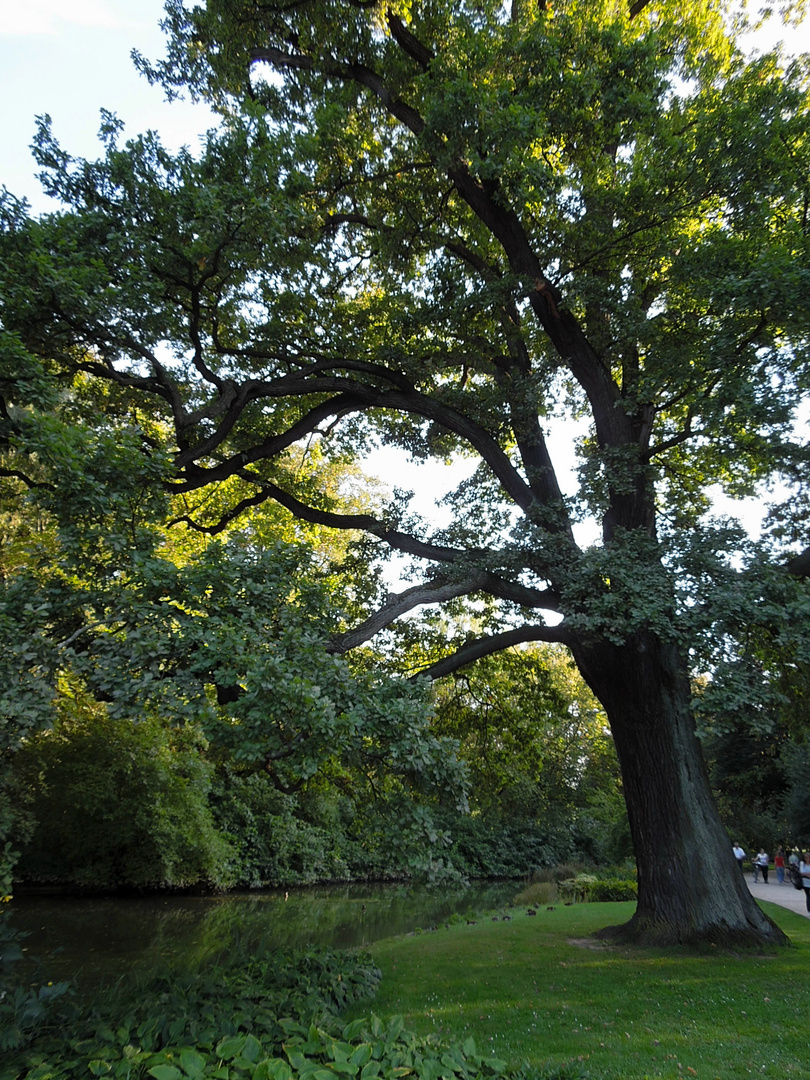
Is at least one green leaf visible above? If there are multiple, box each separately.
[242,1035,263,1064]
[179,1048,208,1078]
[342,1020,368,1042]
[253,1059,293,1080]
[284,1048,307,1071]
[217,1036,247,1061]
[350,1045,373,1068]
[147,1067,184,1080]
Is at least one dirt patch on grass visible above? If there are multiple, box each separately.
[567,937,612,950]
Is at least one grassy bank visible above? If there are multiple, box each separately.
[350,900,808,1080]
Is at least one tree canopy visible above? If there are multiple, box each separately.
[1,0,809,943]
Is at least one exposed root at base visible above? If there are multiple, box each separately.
[593,915,790,950]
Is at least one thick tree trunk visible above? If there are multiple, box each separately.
[572,631,787,947]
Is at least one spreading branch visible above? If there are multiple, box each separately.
[327,576,490,654]
[235,476,475,564]
[412,623,572,682]
[328,571,560,655]
[0,467,54,491]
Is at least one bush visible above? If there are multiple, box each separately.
[513,881,558,907]
[440,815,579,880]
[558,875,638,903]
[210,772,406,887]
[587,878,638,902]
[557,874,598,903]
[11,706,233,890]
[528,863,589,885]
[216,794,351,887]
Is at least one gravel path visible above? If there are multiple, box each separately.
[745,873,810,917]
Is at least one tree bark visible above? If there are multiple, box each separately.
[571,631,787,947]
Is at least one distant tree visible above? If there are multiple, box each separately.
[703,722,791,848]
[431,644,620,819]
[3,0,810,942]
[698,594,810,849]
[430,642,630,867]
[11,686,233,890]
[782,741,810,844]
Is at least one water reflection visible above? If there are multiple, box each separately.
[9,881,519,987]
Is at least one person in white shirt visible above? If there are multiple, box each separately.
[800,853,810,913]
[732,843,746,873]
[755,849,770,884]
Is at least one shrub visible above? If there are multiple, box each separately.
[209,771,407,887]
[557,874,598,903]
[440,815,579,880]
[513,881,558,907]
[12,707,233,890]
[529,863,588,885]
[557,875,638,903]
[587,878,638,902]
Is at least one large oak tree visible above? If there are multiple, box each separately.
[2,0,810,943]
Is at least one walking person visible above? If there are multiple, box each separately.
[732,842,746,873]
[800,852,810,914]
[755,848,769,883]
[774,847,785,885]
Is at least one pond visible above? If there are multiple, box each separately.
[8,880,521,989]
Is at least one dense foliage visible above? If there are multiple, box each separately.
[430,646,630,866]
[10,703,231,890]
[0,359,625,891]
[8,661,621,890]
[0,467,472,890]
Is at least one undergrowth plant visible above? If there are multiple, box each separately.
[512,882,558,908]
[1,937,579,1080]
[0,912,76,1054]
[2,945,380,1074]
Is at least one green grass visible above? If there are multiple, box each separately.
[347,901,809,1080]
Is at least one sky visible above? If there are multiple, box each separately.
[1,0,808,546]
[0,0,215,216]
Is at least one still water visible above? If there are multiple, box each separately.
[9,881,520,987]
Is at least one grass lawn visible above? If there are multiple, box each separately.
[348,900,809,1080]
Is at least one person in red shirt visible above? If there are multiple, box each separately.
[774,847,786,885]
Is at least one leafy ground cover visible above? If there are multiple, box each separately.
[350,901,809,1080]
[0,934,522,1080]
